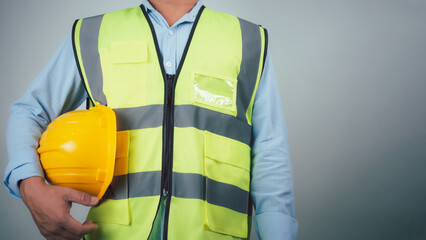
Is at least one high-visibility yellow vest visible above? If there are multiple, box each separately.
[72,4,267,240]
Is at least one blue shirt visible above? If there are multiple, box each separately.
[3,1,298,239]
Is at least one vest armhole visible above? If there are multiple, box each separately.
[243,25,268,126]
[260,27,268,80]
[71,19,96,107]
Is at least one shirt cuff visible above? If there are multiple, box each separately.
[254,212,299,240]
[3,162,43,200]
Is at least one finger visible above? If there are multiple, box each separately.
[83,219,95,226]
[64,221,98,239]
[63,216,98,238]
[62,187,98,206]
[63,215,85,237]
[81,220,98,235]
[49,228,77,240]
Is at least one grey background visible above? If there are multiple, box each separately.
[1,0,426,239]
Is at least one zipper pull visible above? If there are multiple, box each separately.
[166,74,175,87]
[163,188,168,197]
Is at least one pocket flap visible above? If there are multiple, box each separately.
[204,131,250,171]
[111,41,147,63]
[114,131,129,176]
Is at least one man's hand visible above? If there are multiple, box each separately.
[19,176,99,240]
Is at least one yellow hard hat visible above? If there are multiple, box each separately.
[37,105,117,199]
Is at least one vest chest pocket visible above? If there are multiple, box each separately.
[192,72,238,116]
[87,131,130,226]
[102,41,148,108]
[203,131,251,238]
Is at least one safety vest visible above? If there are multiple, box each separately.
[72,4,267,240]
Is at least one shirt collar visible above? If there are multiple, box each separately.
[142,0,203,26]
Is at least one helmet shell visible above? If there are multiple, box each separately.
[37,105,116,199]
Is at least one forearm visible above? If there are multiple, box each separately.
[4,107,47,199]
[251,135,298,240]
[3,33,87,199]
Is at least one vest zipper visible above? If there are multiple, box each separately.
[162,74,175,197]
[140,5,205,240]
[162,74,175,240]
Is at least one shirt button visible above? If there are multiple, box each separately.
[166,61,172,68]
[169,30,173,36]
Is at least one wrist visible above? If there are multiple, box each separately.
[19,176,45,200]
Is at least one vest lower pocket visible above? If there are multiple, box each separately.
[87,130,131,225]
[87,198,130,225]
[204,201,248,239]
[203,131,250,238]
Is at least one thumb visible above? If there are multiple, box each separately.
[62,188,99,206]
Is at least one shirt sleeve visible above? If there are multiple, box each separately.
[3,33,88,199]
[250,50,299,240]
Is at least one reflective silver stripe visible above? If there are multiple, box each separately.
[106,171,249,214]
[128,171,162,198]
[113,104,251,145]
[114,105,163,131]
[107,171,161,200]
[206,177,249,214]
[236,18,262,124]
[79,15,107,105]
[107,172,128,199]
[174,105,251,146]
[173,172,249,214]
[172,172,205,199]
